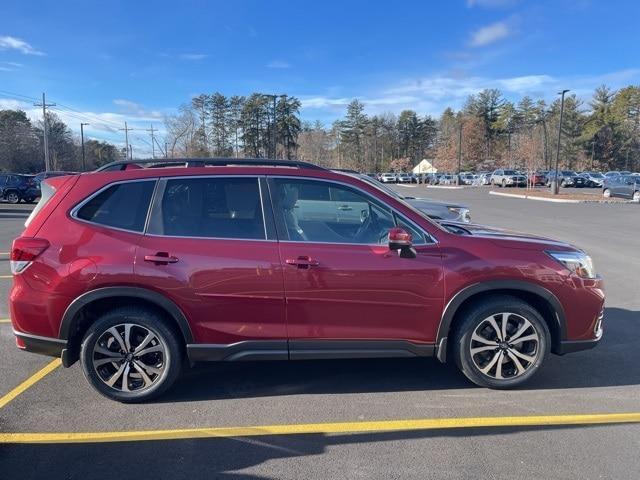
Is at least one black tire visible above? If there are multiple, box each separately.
[80,306,183,403]
[452,295,550,389]
[6,191,19,204]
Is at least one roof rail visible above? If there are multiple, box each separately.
[95,158,326,172]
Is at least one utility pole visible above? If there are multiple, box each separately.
[145,124,157,158]
[552,90,570,195]
[129,144,133,160]
[591,140,595,170]
[80,123,90,171]
[34,92,56,171]
[119,122,134,160]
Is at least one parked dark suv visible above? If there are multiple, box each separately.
[0,173,40,204]
[10,159,604,402]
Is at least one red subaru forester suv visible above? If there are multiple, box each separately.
[9,159,604,402]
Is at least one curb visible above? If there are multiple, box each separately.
[488,190,632,204]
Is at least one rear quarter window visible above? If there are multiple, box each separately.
[75,180,155,232]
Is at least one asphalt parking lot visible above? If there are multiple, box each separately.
[1,190,639,479]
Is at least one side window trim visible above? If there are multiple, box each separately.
[70,178,158,234]
[266,176,437,246]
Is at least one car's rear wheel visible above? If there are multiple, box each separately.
[633,191,640,203]
[6,191,19,204]
[603,188,611,198]
[80,306,182,402]
[453,296,550,389]
[501,179,506,188]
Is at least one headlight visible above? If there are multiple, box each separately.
[547,251,596,279]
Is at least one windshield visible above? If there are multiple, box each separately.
[503,170,517,175]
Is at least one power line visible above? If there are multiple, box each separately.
[0,89,38,102]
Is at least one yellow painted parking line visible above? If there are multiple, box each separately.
[0,252,9,255]
[0,359,61,410]
[1,412,639,444]
[0,318,11,323]
[0,275,12,279]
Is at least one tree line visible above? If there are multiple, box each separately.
[2,84,639,174]
[0,109,121,173]
[165,92,302,160]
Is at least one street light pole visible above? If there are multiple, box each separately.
[80,123,90,171]
[456,120,463,185]
[552,89,570,195]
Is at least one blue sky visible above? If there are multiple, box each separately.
[1,0,639,155]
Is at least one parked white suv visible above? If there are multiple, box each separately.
[380,173,397,183]
[490,169,526,187]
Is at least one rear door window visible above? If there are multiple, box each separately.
[147,176,266,239]
[75,180,155,232]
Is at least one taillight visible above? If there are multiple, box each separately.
[10,237,50,274]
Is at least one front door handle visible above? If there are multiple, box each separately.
[144,252,179,265]
[338,204,352,211]
[285,256,320,269]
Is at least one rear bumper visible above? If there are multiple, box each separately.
[14,330,75,367]
[14,330,66,357]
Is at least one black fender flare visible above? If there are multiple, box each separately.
[59,286,194,343]
[436,280,567,358]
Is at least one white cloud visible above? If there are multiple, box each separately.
[298,68,640,122]
[266,60,291,69]
[113,99,164,119]
[179,53,207,61]
[469,21,511,47]
[0,36,44,55]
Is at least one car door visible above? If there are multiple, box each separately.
[135,175,287,353]
[620,176,634,198]
[610,176,624,196]
[269,176,445,358]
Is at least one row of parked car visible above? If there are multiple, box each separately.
[0,171,76,203]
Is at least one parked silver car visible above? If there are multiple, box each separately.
[338,171,471,223]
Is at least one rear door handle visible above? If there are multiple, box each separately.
[144,252,179,265]
[285,256,320,269]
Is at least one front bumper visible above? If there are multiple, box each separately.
[556,308,604,355]
[556,337,601,354]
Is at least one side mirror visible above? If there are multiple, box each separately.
[388,227,417,259]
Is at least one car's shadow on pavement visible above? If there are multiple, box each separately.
[159,307,639,404]
[0,424,627,480]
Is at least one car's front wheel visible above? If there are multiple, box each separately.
[633,191,640,203]
[603,188,611,198]
[453,296,550,389]
[6,191,19,204]
[80,306,182,402]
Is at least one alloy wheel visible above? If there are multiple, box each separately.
[603,189,611,198]
[633,191,640,202]
[92,323,166,392]
[6,192,19,204]
[469,312,540,380]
